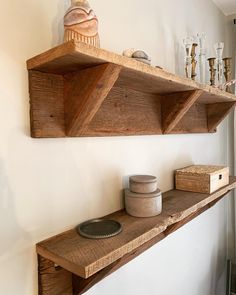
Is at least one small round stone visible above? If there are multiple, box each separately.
[132,50,149,60]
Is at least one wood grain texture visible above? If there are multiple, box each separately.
[37,177,236,281]
[207,102,236,132]
[72,192,227,295]
[85,86,162,136]
[38,255,72,295]
[162,90,203,134]
[29,71,65,138]
[168,103,209,134]
[38,190,229,295]
[27,41,236,138]
[26,40,236,103]
[64,63,121,136]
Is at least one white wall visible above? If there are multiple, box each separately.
[225,14,236,261]
[0,0,232,294]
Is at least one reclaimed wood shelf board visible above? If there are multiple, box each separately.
[37,176,236,295]
[27,41,236,138]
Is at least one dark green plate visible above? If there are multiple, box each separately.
[77,219,122,239]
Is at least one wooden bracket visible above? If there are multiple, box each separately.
[161,90,203,134]
[64,63,122,136]
[38,255,73,295]
[207,102,236,132]
[29,71,65,138]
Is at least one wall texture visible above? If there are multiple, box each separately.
[0,0,232,294]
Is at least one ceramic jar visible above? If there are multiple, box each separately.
[125,175,162,218]
[64,0,100,47]
[125,189,162,218]
[129,175,157,194]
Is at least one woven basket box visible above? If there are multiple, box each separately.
[175,165,229,194]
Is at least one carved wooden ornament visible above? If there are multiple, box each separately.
[64,0,100,47]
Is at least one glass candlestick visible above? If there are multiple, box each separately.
[214,42,224,86]
[197,33,206,84]
[183,37,193,79]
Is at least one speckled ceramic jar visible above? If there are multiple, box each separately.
[64,0,100,47]
[125,189,162,217]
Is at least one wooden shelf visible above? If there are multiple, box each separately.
[37,177,236,295]
[27,41,236,138]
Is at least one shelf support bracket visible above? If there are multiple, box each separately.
[161,89,203,134]
[207,102,236,132]
[64,63,122,136]
[38,255,73,295]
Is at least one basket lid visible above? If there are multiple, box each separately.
[176,165,227,175]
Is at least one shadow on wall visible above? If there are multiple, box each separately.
[200,244,227,295]
[0,0,67,139]
[51,0,69,46]
[122,153,194,194]
[195,204,227,295]
[158,153,194,192]
[0,158,32,291]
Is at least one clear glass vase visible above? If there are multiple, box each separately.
[197,33,206,84]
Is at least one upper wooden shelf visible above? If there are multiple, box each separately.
[27,41,236,138]
[37,177,236,295]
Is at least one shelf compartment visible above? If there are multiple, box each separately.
[27,41,236,138]
[37,177,236,295]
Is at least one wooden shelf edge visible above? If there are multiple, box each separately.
[27,40,236,102]
[27,40,77,70]
[37,188,231,295]
[72,193,227,295]
[36,177,236,295]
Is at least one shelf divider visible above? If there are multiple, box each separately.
[64,63,121,136]
[207,102,236,132]
[162,89,203,134]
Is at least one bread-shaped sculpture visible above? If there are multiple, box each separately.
[64,0,100,47]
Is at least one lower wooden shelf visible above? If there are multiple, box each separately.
[37,177,236,295]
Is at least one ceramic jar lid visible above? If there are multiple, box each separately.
[130,175,157,183]
[129,175,158,194]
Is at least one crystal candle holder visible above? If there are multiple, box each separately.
[183,37,193,79]
[197,33,206,84]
